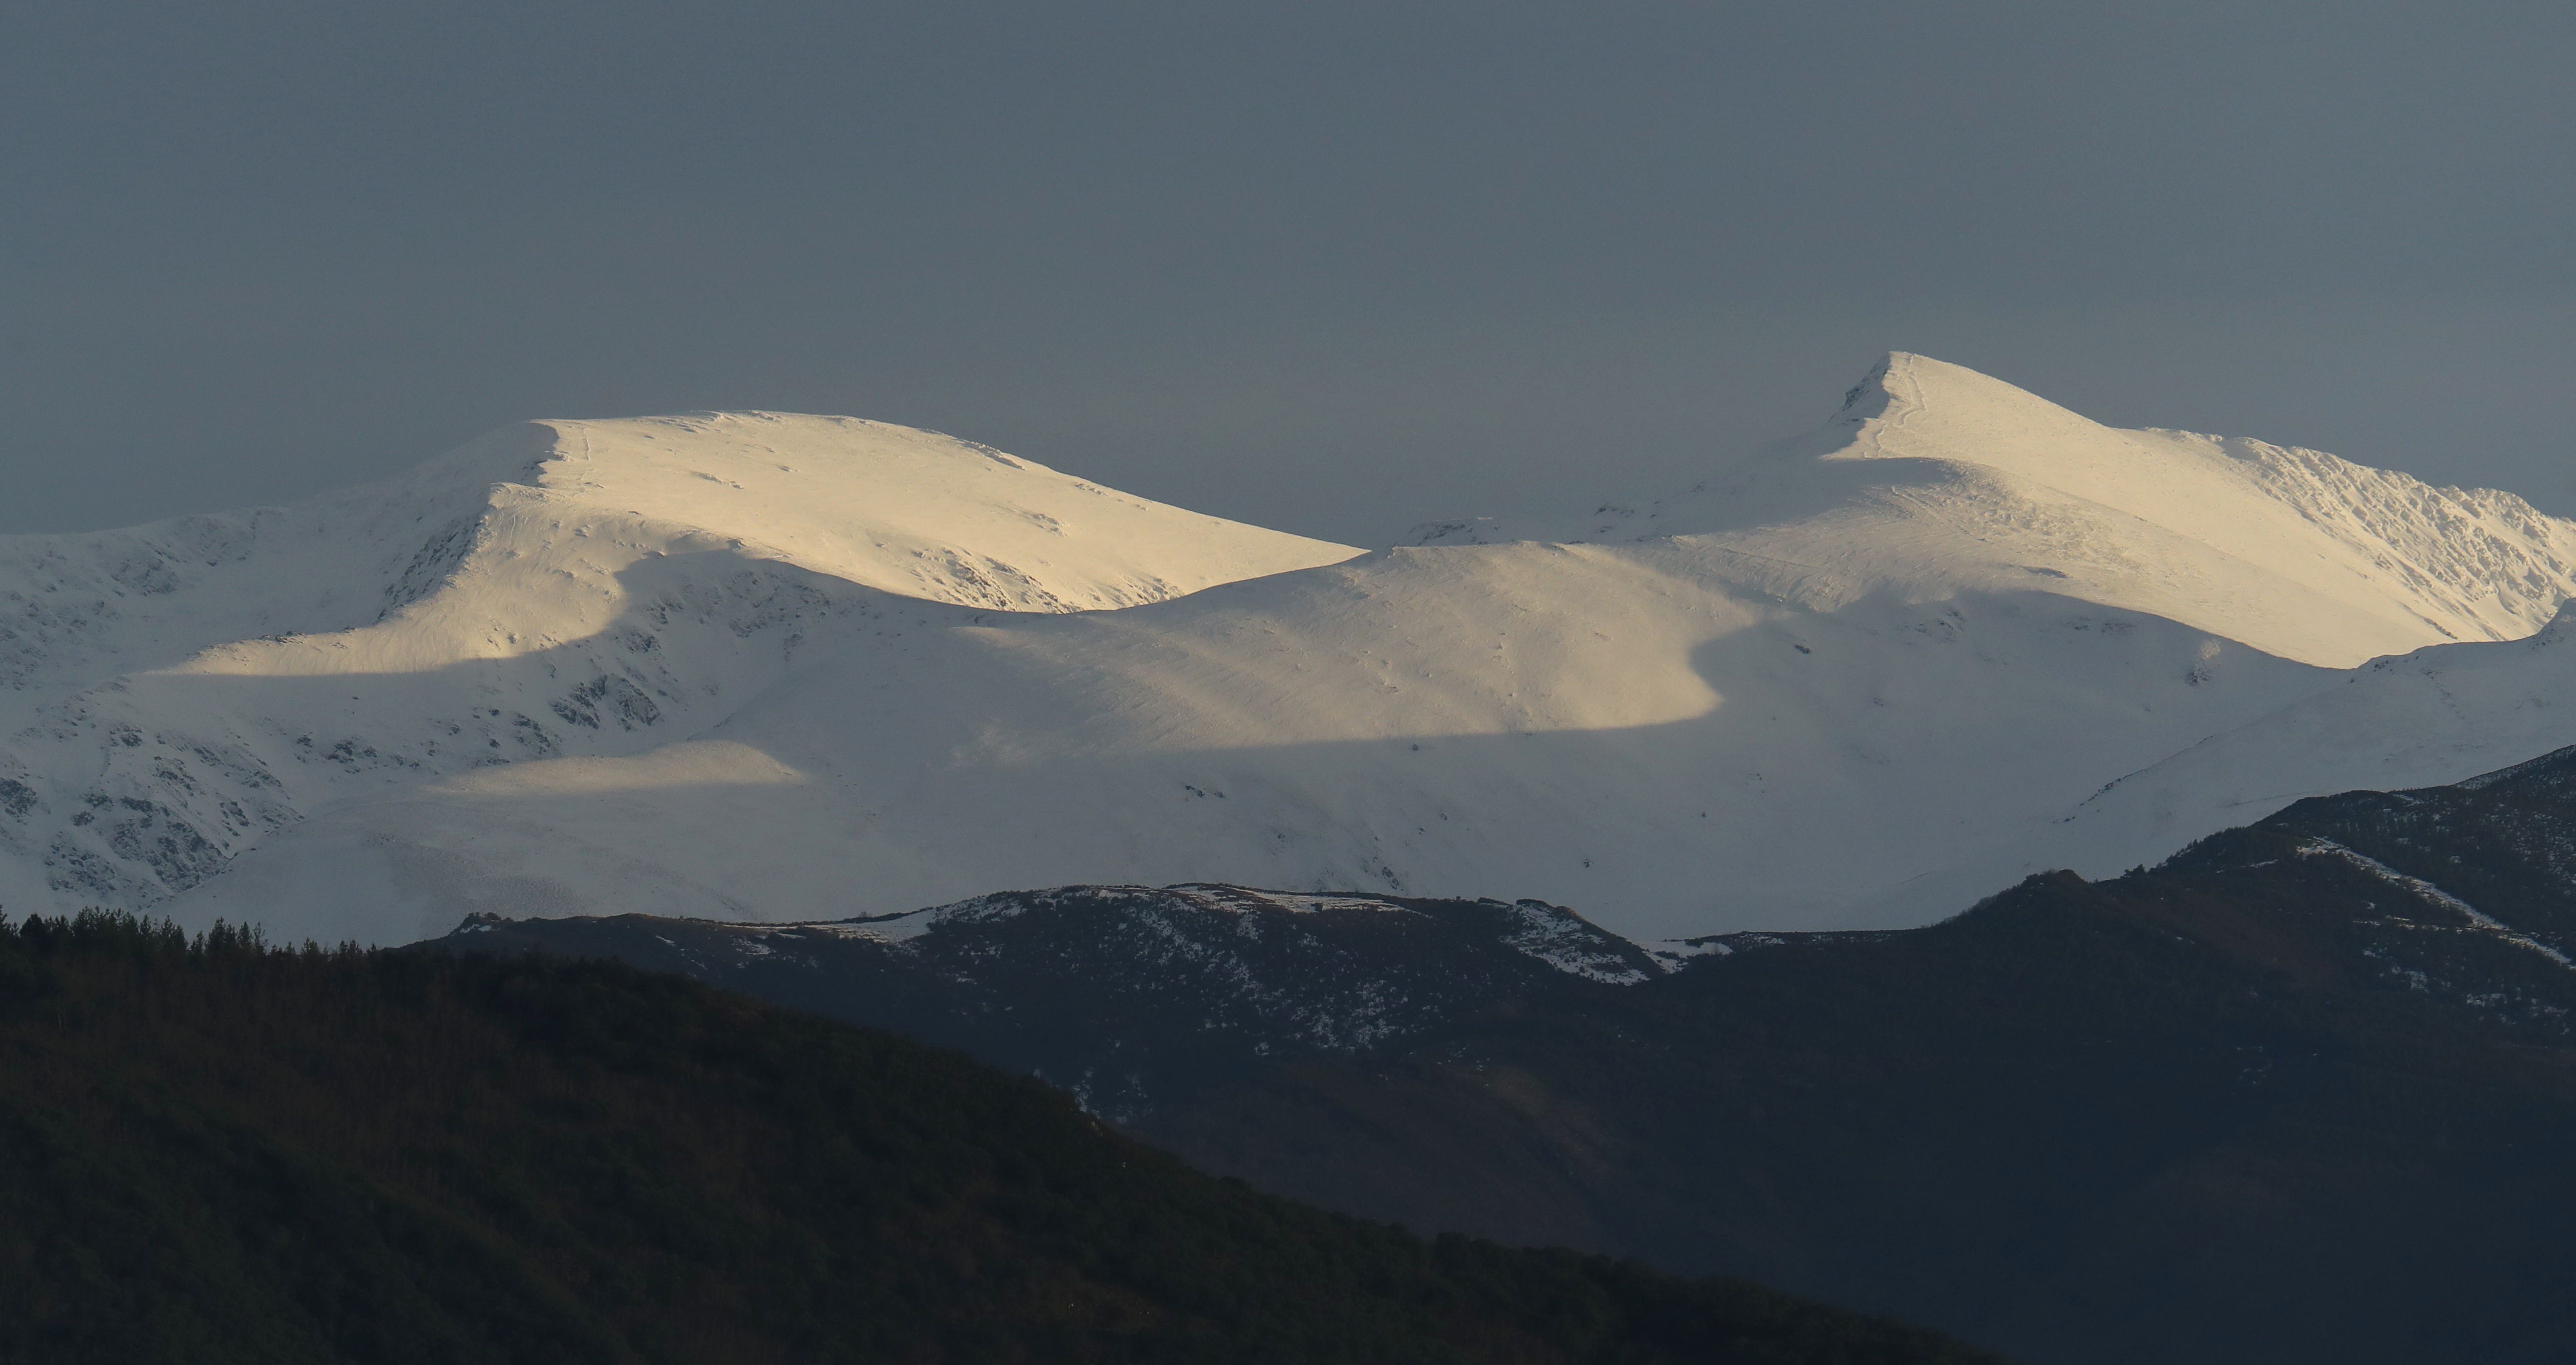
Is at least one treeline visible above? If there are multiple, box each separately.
[0,908,1995,1365]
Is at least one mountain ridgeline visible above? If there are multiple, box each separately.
[20,356,2576,945]
[19,355,2576,1364]
[444,746,2576,1365]
[0,910,1995,1365]
[440,886,1667,1122]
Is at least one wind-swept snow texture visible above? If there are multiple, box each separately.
[12,358,2576,945]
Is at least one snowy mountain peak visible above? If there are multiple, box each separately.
[403,410,1361,617]
[14,360,2576,948]
[1837,351,2084,429]
[1419,354,2576,669]
[1833,357,2576,663]
[1830,350,2056,429]
[1833,352,1901,421]
[0,416,1357,920]
[3,412,1360,701]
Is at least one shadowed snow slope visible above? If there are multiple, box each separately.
[13,358,2576,945]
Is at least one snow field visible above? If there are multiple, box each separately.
[12,357,2576,946]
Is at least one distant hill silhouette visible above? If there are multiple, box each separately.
[0,910,1992,1365]
[449,746,2576,1364]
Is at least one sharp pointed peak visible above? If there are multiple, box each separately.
[1835,352,2090,427]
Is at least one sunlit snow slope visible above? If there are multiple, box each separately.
[1419,354,2576,667]
[12,358,2576,945]
[0,413,1357,936]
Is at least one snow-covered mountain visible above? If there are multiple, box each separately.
[1941,611,2576,918]
[11,356,2576,945]
[0,414,1356,936]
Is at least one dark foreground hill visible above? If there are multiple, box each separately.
[0,912,1995,1365]
[449,747,2576,1365]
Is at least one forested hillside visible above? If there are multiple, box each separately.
[0,911,1992,1365]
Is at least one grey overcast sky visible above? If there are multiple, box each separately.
[5,1,2574,545]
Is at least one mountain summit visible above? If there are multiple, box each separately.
[9,358,2576,943]
[1421,352,2576,668]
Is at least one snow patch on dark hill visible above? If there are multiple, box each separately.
[437,883,1666,1122]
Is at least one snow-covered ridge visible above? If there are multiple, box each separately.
[726,882,1659,985]
[1418,353,2576,670]
[15,355,2576,945]
[2293,837,2576,970]
[446,882,1672,1122]
[2,413,1354,694]
[0,416,1354,927]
